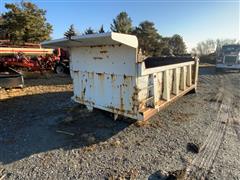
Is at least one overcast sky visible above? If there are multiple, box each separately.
[0,0,239,51]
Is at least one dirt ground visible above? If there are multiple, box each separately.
[0,67,239,180]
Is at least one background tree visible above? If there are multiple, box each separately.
[1,1,52,44]
[64,24,77,39]
[168,34,186,55]
[84,27,95,34]
[191,39,238,56]
[99,25,105,33]
[159,37,172,56]
[194,39,216,55]
[132,21,162,56]
[110,11,132,34]
[215,39,239,53]
[0,16,8,40]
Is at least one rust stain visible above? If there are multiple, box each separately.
[96,72,104,96]
[93,57,103,60]
[90,45,106,48]
[87,72,94,79]
[96,72,103,75]
[100,50,108,54]
[127,110,135,115]
[76,96,95,105]
[81,87,86,101]
[119,85,124,112]
[106,106,126,114]
[110,73,116,81]
[131,86,139,112]
[120,97,124,111]
[110,74,116,90]
[105,106,136,116]
[96,72,104,80]
[89,44,117,48]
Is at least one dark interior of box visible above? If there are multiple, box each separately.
[144,56,194,69]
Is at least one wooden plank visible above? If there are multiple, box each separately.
[162,70,170,101]
[173,68,180,95]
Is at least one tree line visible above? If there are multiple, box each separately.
[0,1,187,56]
[65,12,187,56]
[0,1,52,44]
[192,39,239,56]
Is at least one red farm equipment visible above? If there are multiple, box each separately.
[0,40,68,73]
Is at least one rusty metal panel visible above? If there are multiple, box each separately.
[71,49,199,121]
[70,41,138,119]
[41,32,199,121]
[73,71,137,118]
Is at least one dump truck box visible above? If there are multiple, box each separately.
[42,32,199,121]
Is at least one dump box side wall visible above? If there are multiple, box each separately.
[70,44,138,118]
[136,59,198,120]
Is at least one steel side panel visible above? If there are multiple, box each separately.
[168,69,173,92]
[71,45,198,120]
[71,45,136,76]
[137,61,198,113]
[73,71,137,114]
[70,44,137,115]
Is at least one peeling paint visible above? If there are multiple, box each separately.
[70,40,198,121]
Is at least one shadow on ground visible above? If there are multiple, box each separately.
[0,91,131,164]
[24,74,72,87]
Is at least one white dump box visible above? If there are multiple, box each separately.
[42,32,199,121]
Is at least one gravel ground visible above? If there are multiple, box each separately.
[0,67,239,180]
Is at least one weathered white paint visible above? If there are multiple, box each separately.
[138,61,195,76]
[42,32,199,121]
[41,32,138,49]
[180,66,187,90]
[173,68,180,95]
[162,70,170,101]
[186,65,192,87]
